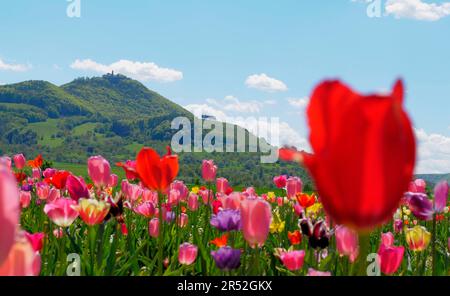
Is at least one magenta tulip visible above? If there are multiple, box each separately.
[378,244,404,275]
[202,160,217,182]
[188,193,199,211]
[280,250,305,271]
[66,175,90,201]
[87,156,111,188]
[108,174,118,188]
[273,175,287,188]
[240,198,272,248]
[24,232,45,253]
[178,243,198,265]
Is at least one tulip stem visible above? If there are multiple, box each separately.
[157,191,164,276]
[432,213,437,276]
[355,232,371,276]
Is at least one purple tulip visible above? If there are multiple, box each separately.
[211,247,241,270]
[405,192,434,221]
[210,209,241,232]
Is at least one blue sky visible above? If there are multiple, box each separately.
[0,0,449,173]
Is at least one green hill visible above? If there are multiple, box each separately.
[0,74,311,189]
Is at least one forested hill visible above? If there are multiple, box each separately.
[0,74,312,188]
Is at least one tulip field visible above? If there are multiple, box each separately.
[0,80,449,276]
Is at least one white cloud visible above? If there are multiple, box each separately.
[287,97,309,109]
[0,59,31,72]
[385,0,450,21]
[70,59,183,82]
[183,103,309,150]
[245,73,288,92]
[415,128,450,174]
[205,95,267,114]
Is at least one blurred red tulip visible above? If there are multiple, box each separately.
[280,80,416,230]
[136,147,179,192]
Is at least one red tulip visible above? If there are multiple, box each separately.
[0,170,20,265]
[116,160,138,180]
[280,80,416,230]
[136,147,179,192]
[240,198,272,248]
[19,191,31,209]
[46,170,70,190]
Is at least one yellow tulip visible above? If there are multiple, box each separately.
[405,225,431,252]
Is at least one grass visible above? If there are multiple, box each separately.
[72,122,99,136]
[27,119,63,148]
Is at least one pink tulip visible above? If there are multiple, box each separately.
[408,179,426,193]
[0,156,12,171]
[273,175,287,188]
[87,156,111,188]
[24,232,45,253]
[13,154,26,170]
[149,218,159,238]
[43,168,57,179]
[188,193,199,211]
[394,219,403,234]
[170,180,188,201]
[240,198,272,248]
[32,168,41,180]
[168,189,181,205]
[108,174,118,188]
[199,188,213,204]
[434,181,448,213]
[378,243,404,275]
[178,213,189,228]
[202,160,217,182]
[35,182,49,200]
[381,232,395,247]
[280,250,305,271]
[286,176,302,199]
[19,191,31,209]
[53,228,64,239]
[335,225,359,262]
[0,232,40,276]
[0,170,19,265]
[122,180,142,202]
[134,202,156,218]
[142,189,158,204]
[44,198,79,227]
[294,203,304,216]
[219,192,243,210]
[243,187,257,198]
[307,268,331,276]
[47,187,61,203]
[178,243,198,265]
[216,178,230,194]
[66,175,90,201]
